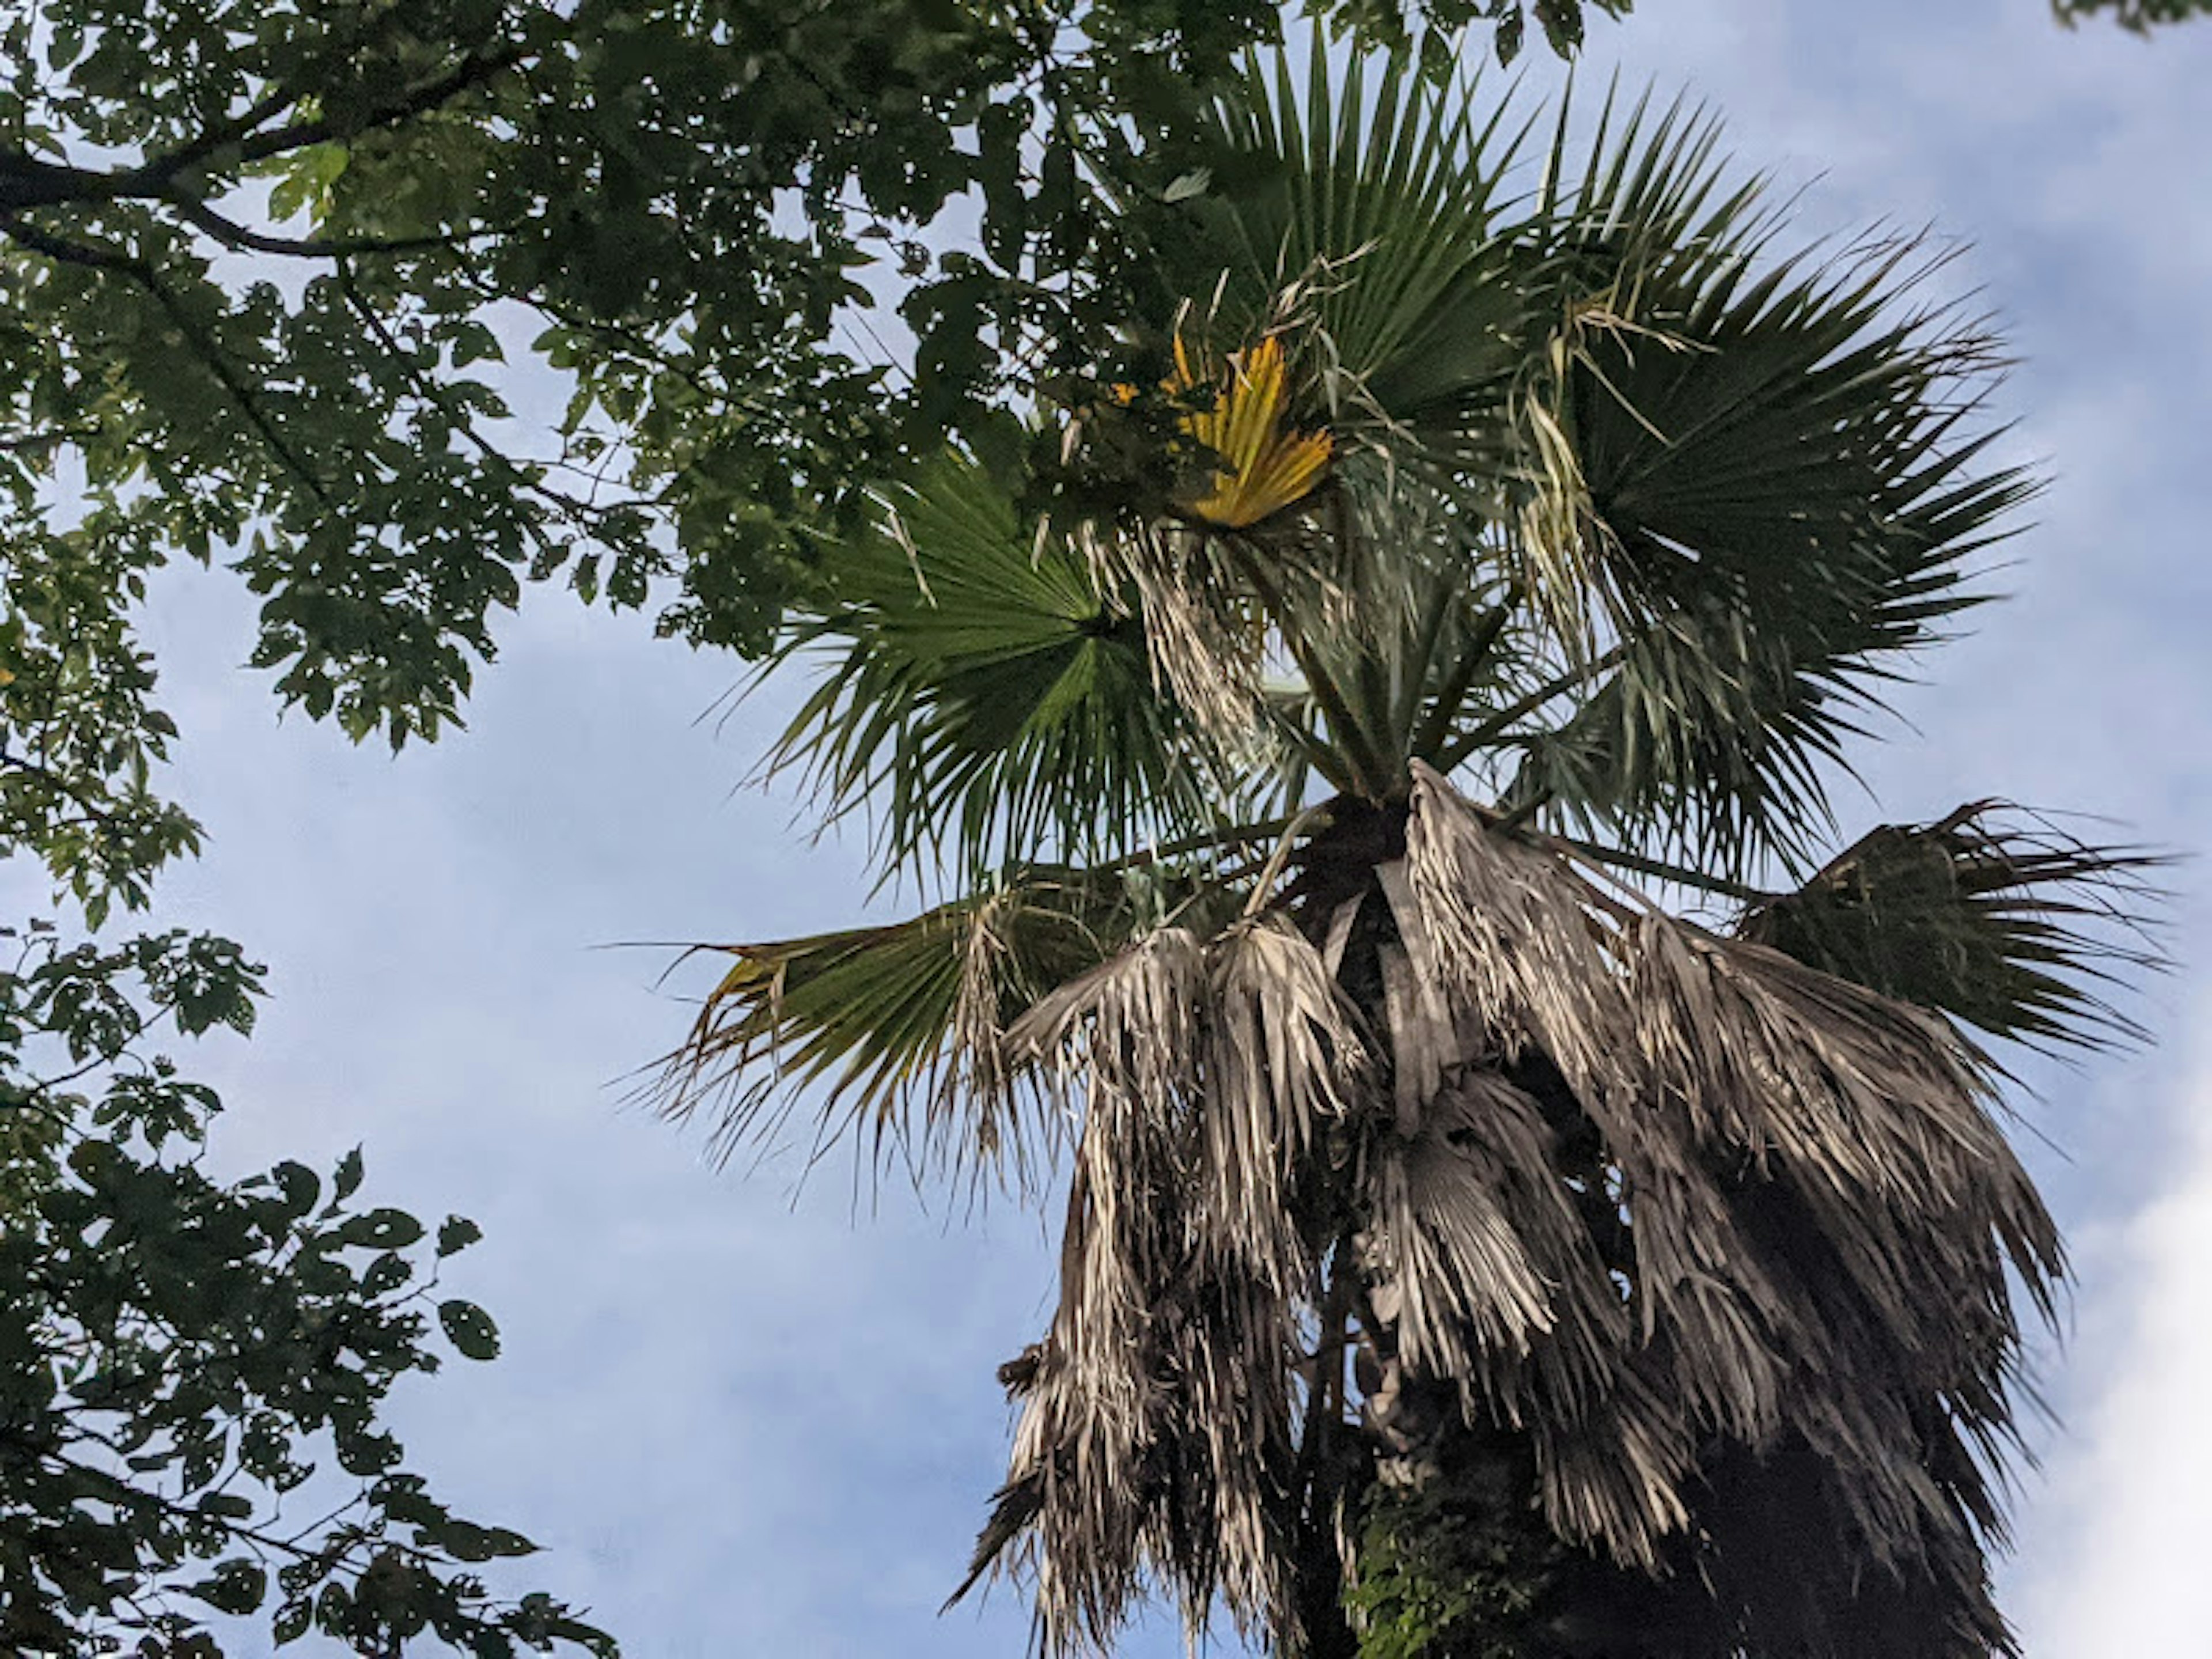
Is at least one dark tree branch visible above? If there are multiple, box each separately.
[231,45,533,168]
[0,41,528,216]
[167,195,473,260]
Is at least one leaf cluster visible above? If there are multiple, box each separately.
[2052,0,2212,27]
[0,922,612,1657]
[1,510,201,925]
[0,0,1624,751]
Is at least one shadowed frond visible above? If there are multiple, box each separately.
[1741,802,2166,1050]
[1381,769,2057,1616]
[1503,228,2031,874]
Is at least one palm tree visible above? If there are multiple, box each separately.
[651,44,2157,1659]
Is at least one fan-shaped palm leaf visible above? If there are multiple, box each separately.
[1169,39,1535,459]
[770,453,1240,885]
[1502,229,2032,873]
[653,876,1113,1179]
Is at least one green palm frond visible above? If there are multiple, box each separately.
[1501,230,2032,873]
[1172,39,1533,455]
[650,874,1130,1179]
[770,453,1241,885]
[1740,804,2166,1051]
[650,854,1274,1179]
[1535,84,1771,290]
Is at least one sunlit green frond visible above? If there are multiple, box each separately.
[1169,333,1336,528]
[771,453,1234,884]
[1740,804,2165,1051]
[650,876,1129,1178]
[1501,231,2032,873]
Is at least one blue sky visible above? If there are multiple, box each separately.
[96,2,2212,1653]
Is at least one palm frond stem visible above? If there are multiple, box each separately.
[1536,830,1774,903]
[1046,812,1316,880]
[1408,589,1520,763]
[1266,699,1363,795]
[1241,803,1337,917]
[1438,639,1631,770]
[1230,539,1399,797]
[1392,574,1463,745]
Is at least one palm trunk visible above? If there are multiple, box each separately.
[1286,799,1584,1659]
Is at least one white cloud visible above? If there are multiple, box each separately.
[2015,1018,2212,1656]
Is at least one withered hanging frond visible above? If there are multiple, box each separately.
[1363,1070,1608,1376]
[961,919,1371,1649]
[955,767,2069,1655]
[1369,768,2055,1623]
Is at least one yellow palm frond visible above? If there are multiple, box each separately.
[1172,334,1334,529]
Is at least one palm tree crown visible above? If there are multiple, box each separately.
[653,43,2157,1659]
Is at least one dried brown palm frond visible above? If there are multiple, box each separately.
[949,766,2071,1652]
[959,918,1373,1650]
[1365,768,2059,1593]
[1396,760,1642,1101]
[1073,517,1273,752]
[1361,1069,1616,1381]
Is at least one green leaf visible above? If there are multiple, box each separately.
[274,1593,313,1645]
[1171,36,1535,466]
[271,1160,320,1217]
[339,1208,425,1250]
[771,453,1228,884]
[332,1145,366,1203]
[1497,110,2031,874]
[652,870,1172,1173]
[188,1559,267,1616]
[440,1299,502,1362]
[437,1215,484,1257]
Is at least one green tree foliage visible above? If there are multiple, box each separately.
[0,0,1621,749]
[653,42,2161,1659]
[1,231,613,1659]
[0,927,612,1657]
[2054,0,2212,29]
